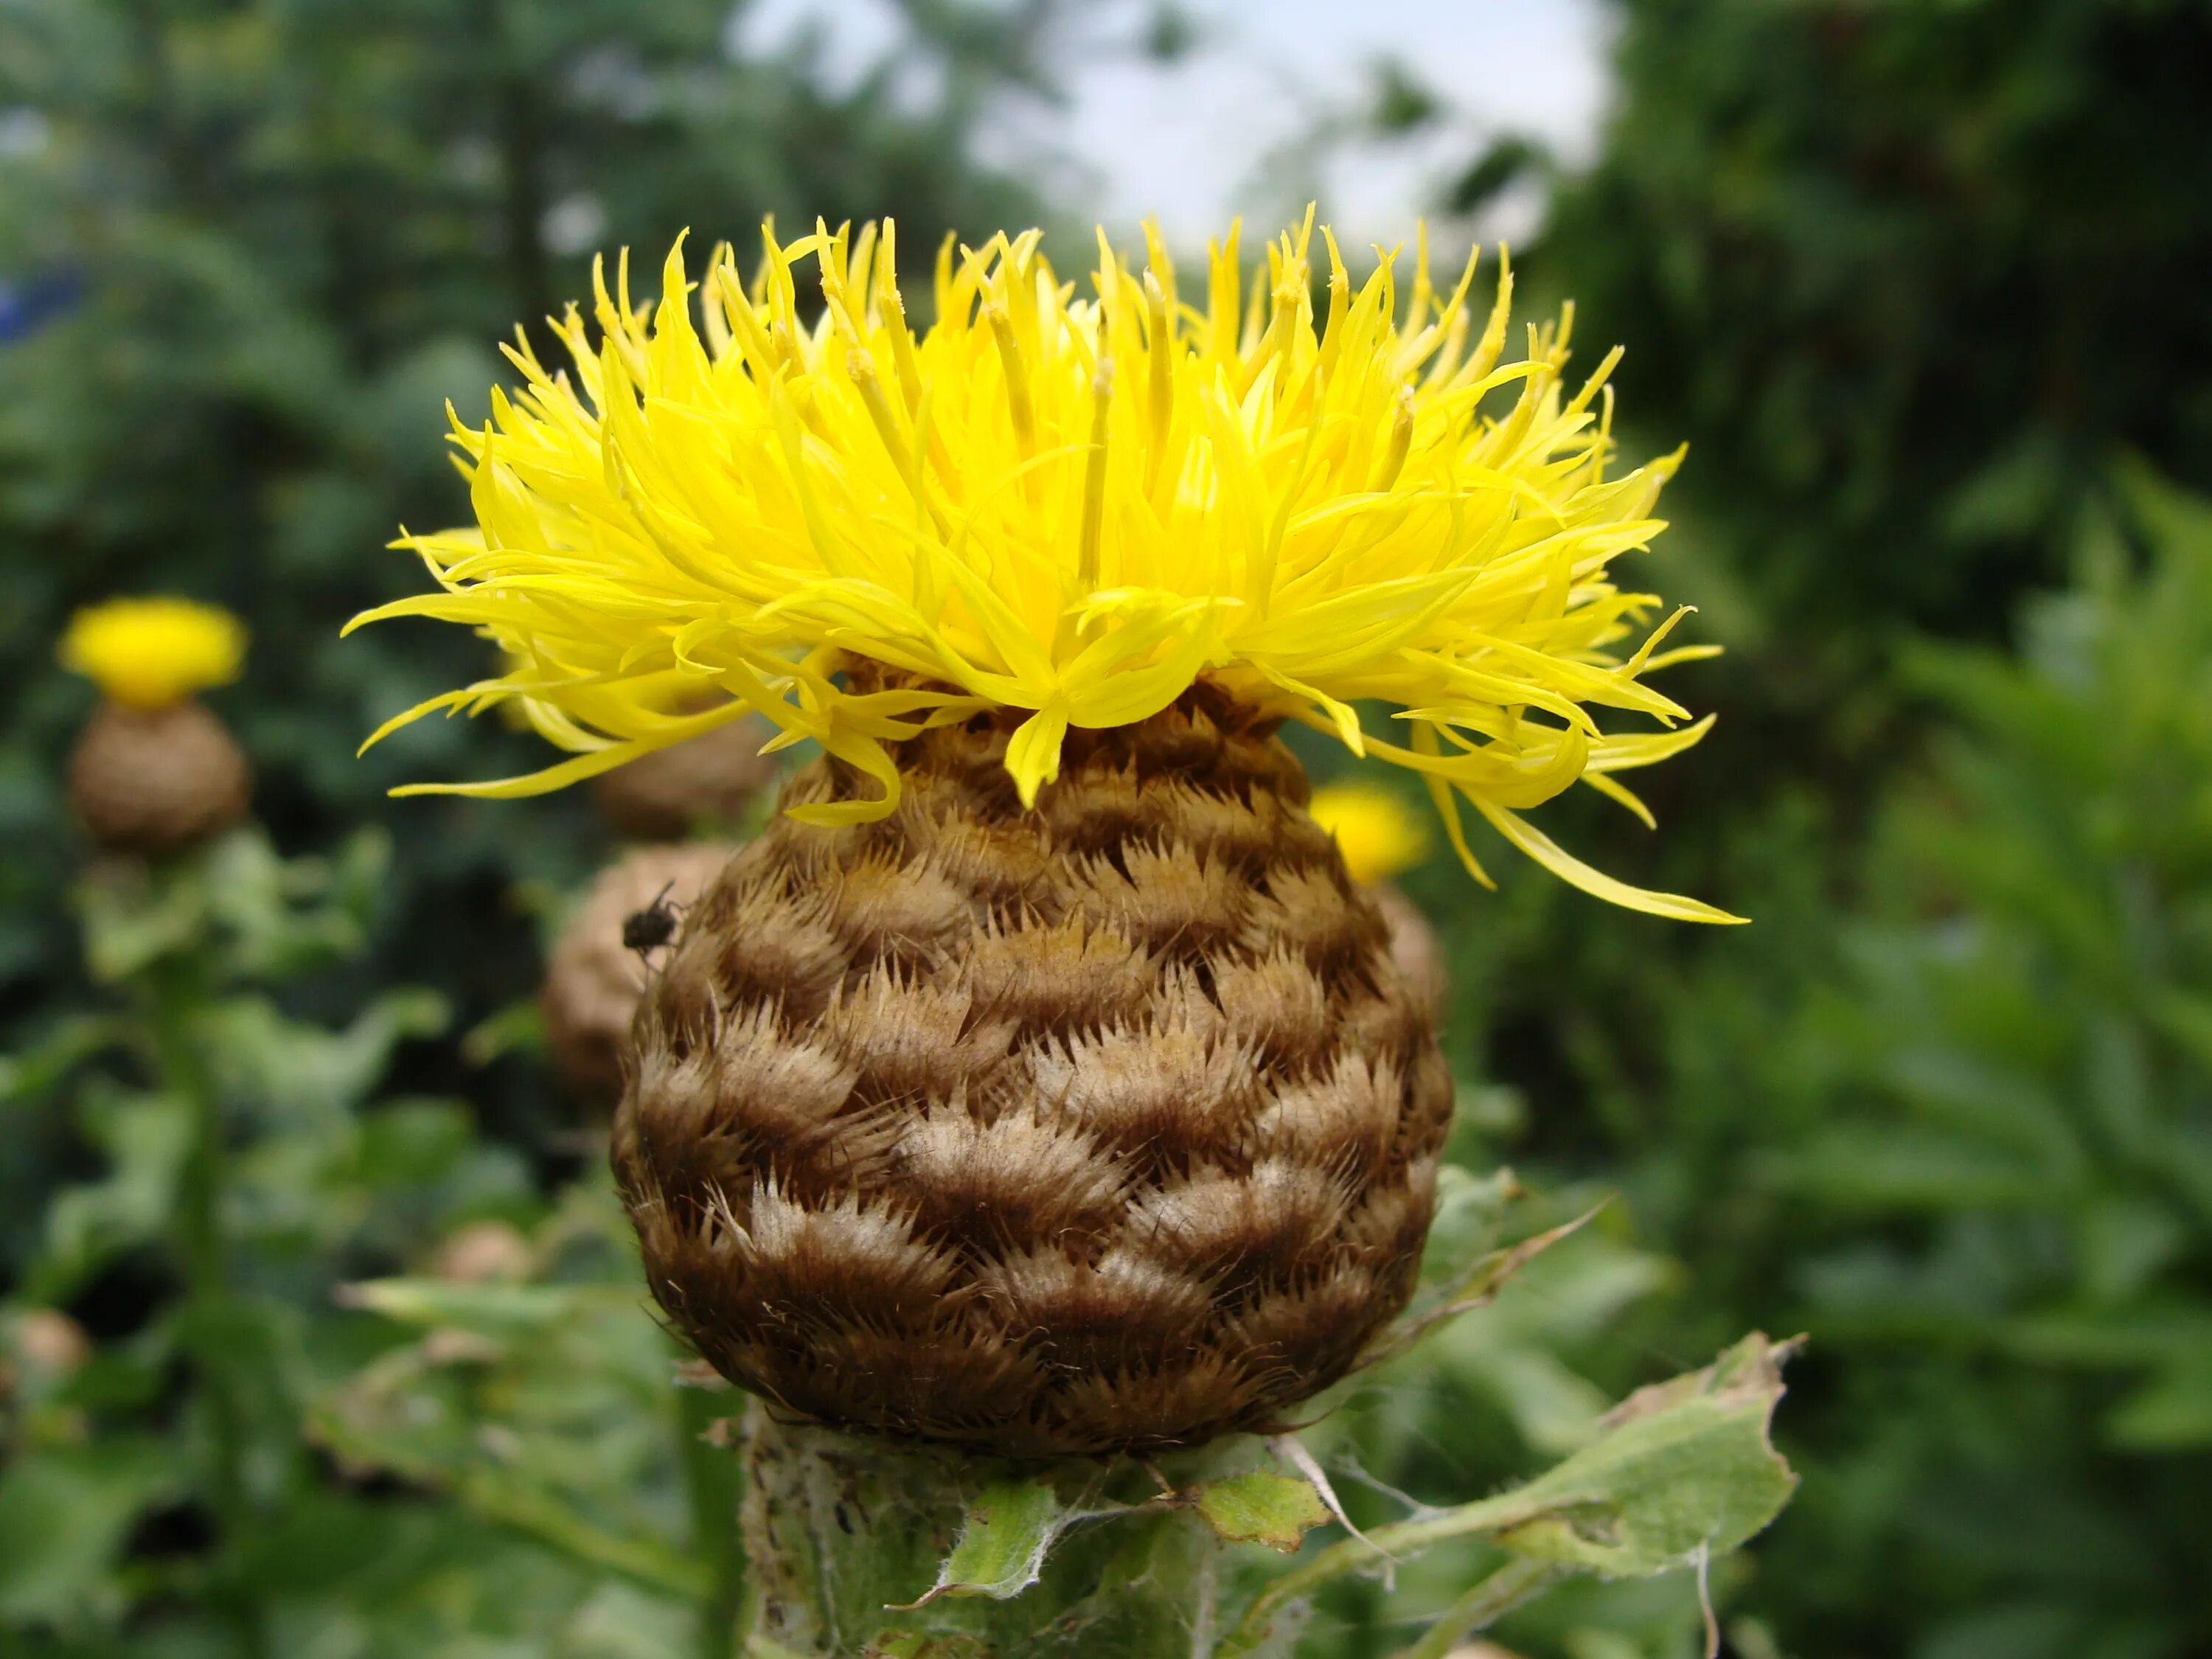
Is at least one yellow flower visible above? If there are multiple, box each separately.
[350,213,1739,922]
[1307,779,1432,885]
[62,597,247,711]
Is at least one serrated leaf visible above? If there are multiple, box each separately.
[1194,1469,1330,1553]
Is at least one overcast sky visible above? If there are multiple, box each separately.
[733,0,1615,248]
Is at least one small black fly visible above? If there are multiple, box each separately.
[622,881,684,961]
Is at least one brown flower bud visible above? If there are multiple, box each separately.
[591,716,779,841]
[431,1221,535,1284]
[66,699,250,855]
[1373,881,1448,1017]
[11,1308,91,1377]
[615,687,1453,1455]
[541,841,741,1107]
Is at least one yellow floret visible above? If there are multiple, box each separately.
[348,212,1739,921]
[1307,779,1433,886]
[62,597,247,711]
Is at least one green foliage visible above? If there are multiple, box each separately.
[1273,1147,1761,1659]
[4,809,1791,1657]
[737,1260,1793,1659]
[1761,472,2212,1657]
[929,1478,1083,1601]
[7,1,2209,1654]
[4,833,467,1641]
[0,828,742,1655]
[1220,1334,1796,1659]
[1542,0,2212,642]
[1410,476,2212,1659]
[1390,7,2212,1649]
[312,1197,715,1605]
[1192,1470,1332,1556]
[0,0,1080,1252]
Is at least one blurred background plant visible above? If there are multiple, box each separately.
[5,0,2212,1655]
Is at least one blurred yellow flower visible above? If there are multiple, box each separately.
[61,597,247,710]
[1307,779,1433,885]
[352,213,1738,920]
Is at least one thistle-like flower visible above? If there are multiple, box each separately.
[354,215,1733,1453]
[62,597,251,854]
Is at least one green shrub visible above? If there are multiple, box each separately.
[1418,473,2212,1658]
[0,0,1073,1267]
[1769,470,2212,1658]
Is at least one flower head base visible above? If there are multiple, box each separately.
[351,215,1738,921]
[63,598,247,711]
[1308,779,1433,886]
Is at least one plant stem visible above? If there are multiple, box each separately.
[677,1377,749,1659]
[741,1405,1218,1658]
[1389,1557,1559,1659]
[145,956,269,1659]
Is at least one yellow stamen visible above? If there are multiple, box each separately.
[1079,358,1114,595]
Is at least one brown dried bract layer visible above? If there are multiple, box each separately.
[542,841,740,1107]
[592,715,779,841]
[68,699,250,855]
[615,681,1452,1455]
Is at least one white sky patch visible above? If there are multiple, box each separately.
[1048,0,1613,247]
[727,0,907,94]
[728,0,1614,252]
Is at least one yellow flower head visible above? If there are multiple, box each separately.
[349,213,1739,921]
[62,597,247,710]
[1307,779,1433,886]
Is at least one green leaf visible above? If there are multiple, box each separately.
[462,997,549,1067]
[2002,1305,2212,1368]
[207,987,449,1121]
[2148,988,2212,1071]
[1362,1178,1599,1368]
[0,1439,180,1623]
[31,1091,192,1301]
[337,1276,628,1338]
[1217,1334,1801,1658]
[1194,1469,1330,1553]
[77,858,210,981]
[206,826,389,978]
[2107,1349,2212,1450]
[1485,1332,1803,1575]
[913,1477,1081,1603]
[0,1014,128,1107]
[1415,1164,1524,1288]
[1790,1127,2070,1211]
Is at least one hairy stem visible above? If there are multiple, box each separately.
[740,1405,1220,1658]
[1390,1557,1559,1659]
